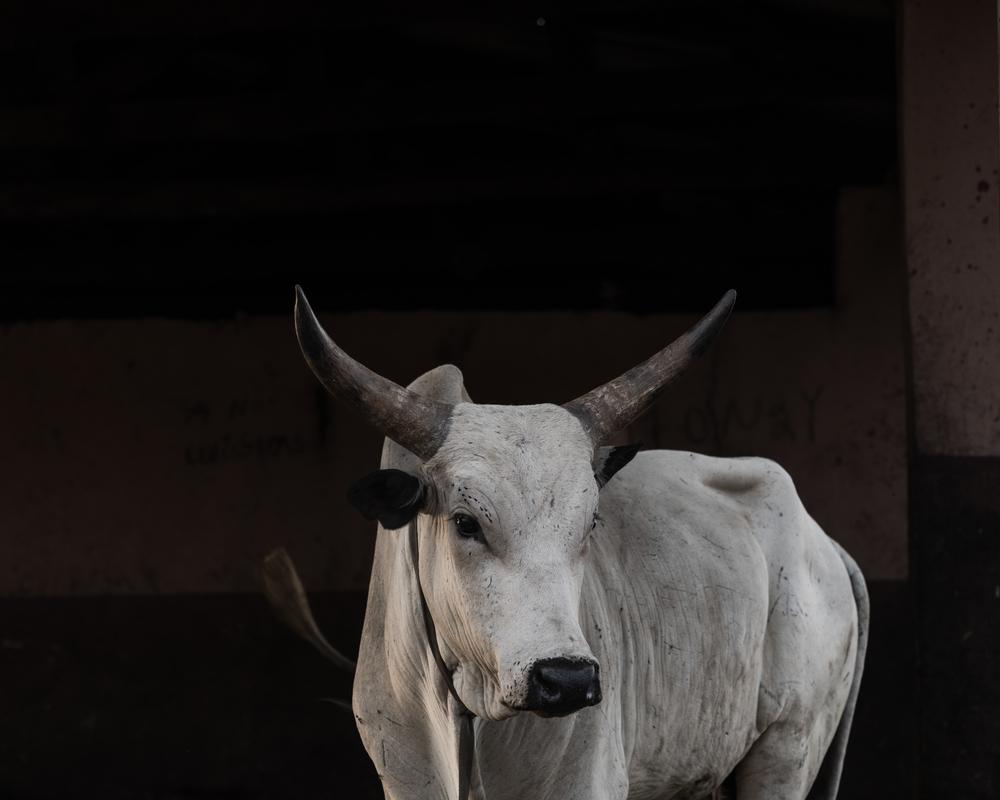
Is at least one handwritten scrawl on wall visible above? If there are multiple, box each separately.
[183,396,312,467]
[681,388,825,447]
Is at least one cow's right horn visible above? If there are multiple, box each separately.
[294,286,453,460]
[564,290,736,444]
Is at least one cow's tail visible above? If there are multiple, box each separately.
[807,541,869,800]
[261,547,357,673]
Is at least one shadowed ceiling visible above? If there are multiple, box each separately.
[0,0,896,319]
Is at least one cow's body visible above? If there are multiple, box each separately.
[351,365,867,800]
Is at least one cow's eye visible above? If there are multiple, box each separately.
[453,513,482,538]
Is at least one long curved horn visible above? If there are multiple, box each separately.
[294,286,453,460]
[564,290,737,443]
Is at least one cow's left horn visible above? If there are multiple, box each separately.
[294,286,453,460]
[564,290,736,443]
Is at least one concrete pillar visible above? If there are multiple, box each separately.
[904,0,1000,455]
[902,1,1000,795]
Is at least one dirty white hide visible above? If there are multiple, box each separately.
[351,365,868,800]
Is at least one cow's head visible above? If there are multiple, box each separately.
[294,286,734,721]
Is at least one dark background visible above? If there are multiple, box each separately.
[1,1,995,799]
[1,1,897,321]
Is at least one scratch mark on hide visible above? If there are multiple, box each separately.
[786,592,807,618]
[768,589,808,621]
[768,594,782,622]
[701,535,729,552]
[662,583,698,597]
[768,565,785,621]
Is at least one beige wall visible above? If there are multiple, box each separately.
[0,187,906,596]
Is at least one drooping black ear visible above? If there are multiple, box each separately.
[347,469,426,530]
[594,443,642,488]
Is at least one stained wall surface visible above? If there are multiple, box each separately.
[0,189,905,599]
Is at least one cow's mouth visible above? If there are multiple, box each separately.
[506,691,603,719]
[529,703,598,719]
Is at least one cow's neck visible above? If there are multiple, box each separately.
[407,519,475,799]
[362,368,476,799]
[354,522,471,800]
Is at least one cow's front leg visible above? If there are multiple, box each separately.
[731,716,832,800]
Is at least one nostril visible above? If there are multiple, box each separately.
[536,660,595,689]
[534,668,559,695]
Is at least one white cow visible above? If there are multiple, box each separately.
[291,287,868,800]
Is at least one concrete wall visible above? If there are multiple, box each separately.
[0,190,906,601]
